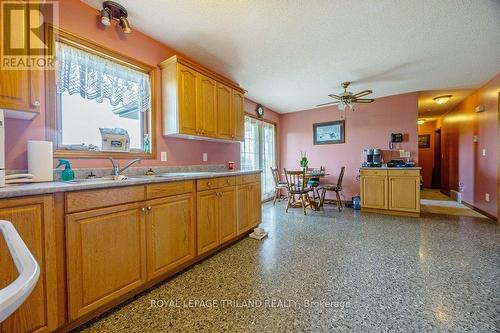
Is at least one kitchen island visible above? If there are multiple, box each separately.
[360,167,421,217]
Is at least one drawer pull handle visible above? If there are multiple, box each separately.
[207,182,211,186]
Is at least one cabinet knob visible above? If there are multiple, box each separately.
[207,182,211,187]
[32,100,40,107]
[147,206,152,210]
[141,207,146,212]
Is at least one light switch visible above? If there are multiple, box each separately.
[485,193,490,202]
[482,149,486,156]
[161,152,167,162]
[203,153,208,162]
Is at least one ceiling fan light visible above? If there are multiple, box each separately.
[338,103,346,111]
[433,95,452,105]
[417,119,425,125]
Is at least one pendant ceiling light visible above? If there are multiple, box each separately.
[100,1,131,34]
[433,95,452,105]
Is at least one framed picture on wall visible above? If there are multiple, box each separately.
[418,134,430,148]
[313,120,345,145]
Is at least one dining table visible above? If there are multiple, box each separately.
[282,172,331,211]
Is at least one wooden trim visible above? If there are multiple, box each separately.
[462,201,497,222]
[159,55,246,94]
[244,112,278,126]
[362,207,420,218]
[498,92,500,224]
[44,25,157,159]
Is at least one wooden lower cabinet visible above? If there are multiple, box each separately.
[389,176,420,212]
[197,190,220,255]
[361,175,388,210]
[360,169,420,216]
[236,181,262,235]
[0,195,58,333]
[219,186,237,244]
[66,202,147,320]
[146,193,196,280]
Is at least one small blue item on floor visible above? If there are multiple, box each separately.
[352,196,361,210]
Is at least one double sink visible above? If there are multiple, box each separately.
[64,172,216,184]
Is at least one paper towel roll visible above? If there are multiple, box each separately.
[28,141,53,182]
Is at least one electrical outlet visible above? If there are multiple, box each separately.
[482,148,486,156]
[202,153,208,162]
[161,152,167,162]
[485,193,490,202]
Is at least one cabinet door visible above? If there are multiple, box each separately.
[0,3,40,114]
[232,90,245,141]
[197,74,217,137]
[66,203,147,320]
[177,64,199,135]
[196,190,219,255]
[361,176,388,209]
[248,182,262,229]
[236,185,250,235]
[0,196,57,333]
[389,176,420,212]
[216,83,233,140]
[146,193,195,280]
[219,187,237,244]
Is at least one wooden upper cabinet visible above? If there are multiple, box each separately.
[177,64,199,136]
[197,74,217,137]
[216,83,233,140]
[0,2,41,118]
[160,55,245,141]
[0,195,58,333]
[66,202,147,320]
[232,90,245,141]
[146,193,196,280]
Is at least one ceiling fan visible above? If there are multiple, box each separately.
[317,81,374,111]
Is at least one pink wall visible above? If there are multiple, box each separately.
[418,120,437,188]
[439,73,499,218]
[279,92,419,199]
[5,0,276,170]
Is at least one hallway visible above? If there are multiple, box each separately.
[420,189,489,219]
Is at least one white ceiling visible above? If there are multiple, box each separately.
[83,0,500,113]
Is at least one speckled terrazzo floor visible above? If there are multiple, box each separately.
[75,202,500,333]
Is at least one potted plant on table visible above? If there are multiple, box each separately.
[299,151,308,171]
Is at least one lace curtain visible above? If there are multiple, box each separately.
[56,42,151,114]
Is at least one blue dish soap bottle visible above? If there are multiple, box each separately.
[57,159,75,181]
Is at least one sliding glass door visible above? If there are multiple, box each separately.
[241,116,277,200]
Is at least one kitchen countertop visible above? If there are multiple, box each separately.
[360,167,422,170]
[0,170,262,199]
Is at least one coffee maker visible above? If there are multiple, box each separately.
[362,148,382,167]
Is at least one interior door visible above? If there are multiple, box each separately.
[219,187,237,244]
[433,128,442,189]
[197,74,217,137]
[196,190,219,255]
[177,64,198,135]
[146,193,195,280]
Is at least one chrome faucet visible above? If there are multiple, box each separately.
[108,158,141,177]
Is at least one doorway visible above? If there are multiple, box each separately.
[432,128,441,189]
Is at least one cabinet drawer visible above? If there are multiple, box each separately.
[388,169,420,177]
[146,180,194,199]
[236,173,261,185]
[196,177,236,191]
[66,186,145,213]
[360,169,388,176]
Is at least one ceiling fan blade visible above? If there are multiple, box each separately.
[316,101,341,107]
[328,94,341,99]
[353,98,374,103]
[352,90,373,98]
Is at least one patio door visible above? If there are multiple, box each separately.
[240,116,277,200]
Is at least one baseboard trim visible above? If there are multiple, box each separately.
[461,201,497,221]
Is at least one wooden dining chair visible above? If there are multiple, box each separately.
[284,169,313,215]
[271,167,288,206]
[318,166,345,211]
[306,166,325,200]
